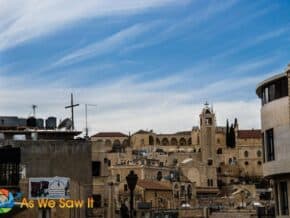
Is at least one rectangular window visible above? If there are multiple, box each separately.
[0,147,21,186]
[116,174,120,182]
[262,133,265,163]
[92,194,102,208]
[266,129,275,161]
[280,181,289,215]
[269,84,276,101]
[92,161,101,177]
[262,77,288,105]
[275,183,279,216]
[180,185,185,196]
[276,77,289,99]
[264,87,269,104]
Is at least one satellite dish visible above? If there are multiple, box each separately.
[58,118,72,130]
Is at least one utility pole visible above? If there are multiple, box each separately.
[84,104,97,138]
[65,93,79,130]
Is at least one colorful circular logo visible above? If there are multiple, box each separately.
[0,189,14,214]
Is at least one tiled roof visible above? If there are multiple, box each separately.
[175,131,191,135]
[91,132,128,138]
[238,130,261,139]
[137,180,171,191]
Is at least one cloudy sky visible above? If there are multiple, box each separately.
[0,0,289,135]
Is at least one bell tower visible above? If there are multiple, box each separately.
[200,102,216,166]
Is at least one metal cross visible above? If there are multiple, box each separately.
[65,93,79,130]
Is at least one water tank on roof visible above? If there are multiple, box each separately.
[58,118,72,130]
[46,117,57,129]
[27,117,37,128]
[18,118,27,127]
[36,119,44,129]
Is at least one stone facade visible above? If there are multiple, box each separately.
[0,138,92,218]
[90,104,264,218]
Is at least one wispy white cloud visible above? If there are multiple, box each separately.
[122,0,239,54]
[54,21,162,67]
[0,68,264,134]
[0,0,189,51]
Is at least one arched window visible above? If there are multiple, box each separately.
[149,136,154,145]
[171,138,178,146]
[229,158,232,164]
[179,138,187,146]
[245,161,249,166]
[217,138,221,144]
[188,138,192,145]
[193,149,196,153]
[112,139,121,152]
[162,138,169,146]
[187,185,192,200]
[180,185,185,196]
[244,150,249,158]
[156,138,160,145]
[257,150,262,157]
[113,139,121,146]
[198,148,201,152]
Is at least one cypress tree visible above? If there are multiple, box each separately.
[229,124,236,148]
[226,119,230,147]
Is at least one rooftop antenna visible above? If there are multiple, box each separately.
[32,105,37,117]
[65,93,79,130]
[85,104,97,138]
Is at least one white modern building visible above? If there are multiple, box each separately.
[256,64,290,217]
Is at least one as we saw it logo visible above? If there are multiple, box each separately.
[0,189,14,214]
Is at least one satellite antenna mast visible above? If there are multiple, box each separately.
[85,104,97,138]
[65,93,79,130]
[32,105,37,117]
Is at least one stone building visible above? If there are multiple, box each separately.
[256,64,290,217]
[90,103,265,217]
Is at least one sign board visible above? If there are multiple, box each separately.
[29,177,70,199]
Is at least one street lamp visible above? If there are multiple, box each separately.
[126,171,138,218]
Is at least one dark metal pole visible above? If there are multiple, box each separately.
[71,93,74,130]
[85,104,88,137]
[126,171,138,218]
[130,190,133,218]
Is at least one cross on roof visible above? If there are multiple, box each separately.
[65,93,79,130]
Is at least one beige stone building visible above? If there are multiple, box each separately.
[90,103,265,217]
[256,64,290,217]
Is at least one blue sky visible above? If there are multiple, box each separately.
[0,0,289,134]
